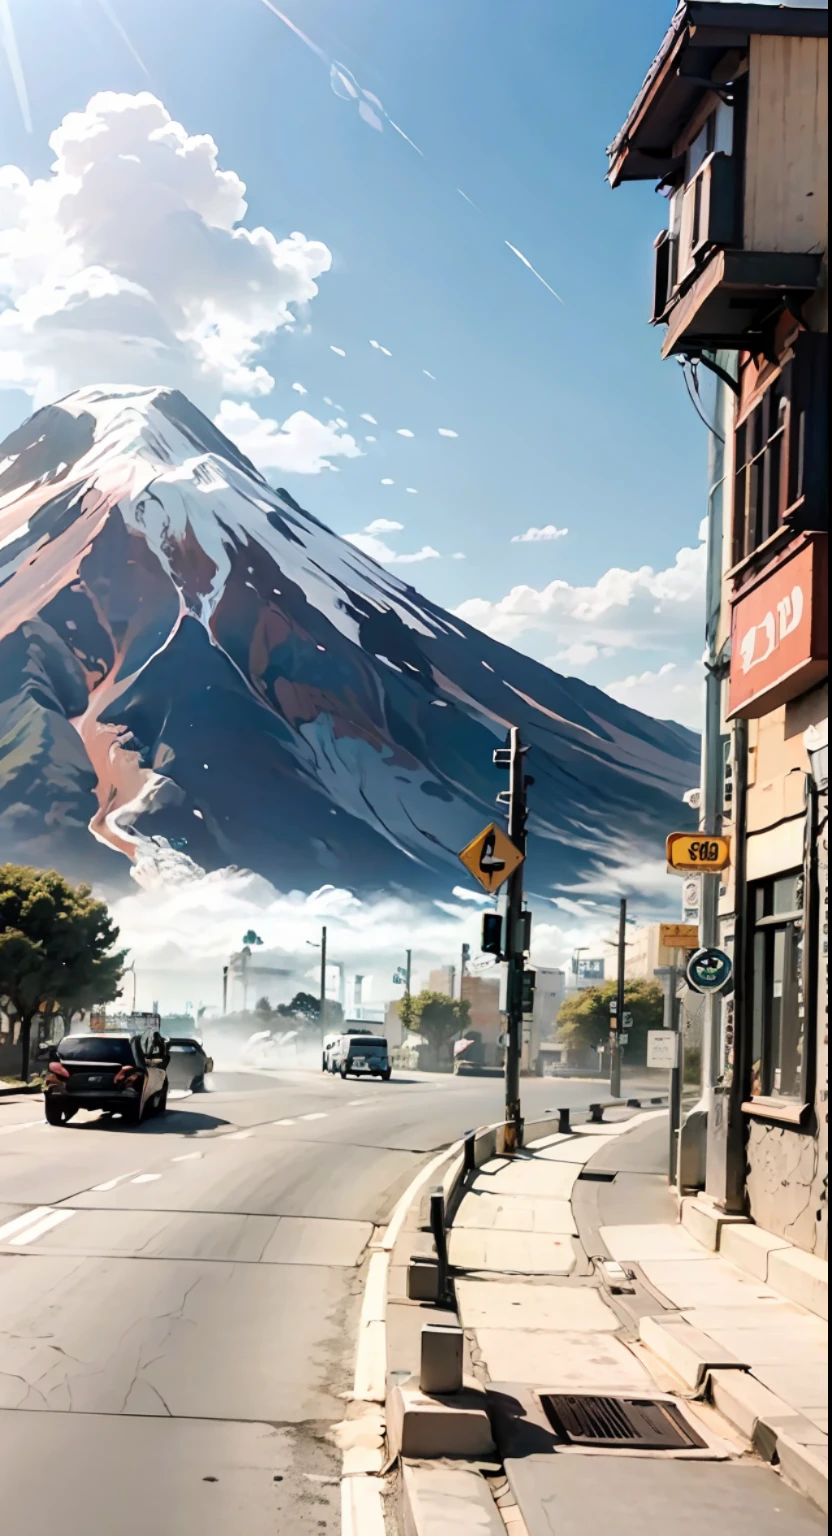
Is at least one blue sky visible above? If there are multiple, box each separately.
[0,0,726,722]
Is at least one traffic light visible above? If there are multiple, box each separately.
[481,912,503,956]
[461,943,471,963]
[521,969,536,1014]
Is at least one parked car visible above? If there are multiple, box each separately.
[43,1029,169,1125]
[331,1033,391,1081]
[165,1037,214,1091]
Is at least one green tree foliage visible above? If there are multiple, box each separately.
[403,990,471,1060]
[555,979,664,1063]
[0,864,126,1080]
[274,992,344,1028]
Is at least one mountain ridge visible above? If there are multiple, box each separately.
[0,384,698,898]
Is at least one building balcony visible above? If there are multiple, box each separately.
[652,153,822,357]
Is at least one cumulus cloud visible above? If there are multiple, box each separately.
[454,531,706,661]
[345,531,440,565]
[511,525,568,544]
[365,518,403,535]
[380,477,395,486]
[214,399,361,474]
[0,91,332,406]
[370,339,392,356]
[605,661,705,728]
[550,642,600,667]
[330,345,346,357]
[291,381,308,395]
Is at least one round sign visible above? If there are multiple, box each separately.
[686,947,733,994]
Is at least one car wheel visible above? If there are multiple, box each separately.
[126,1098,144,1125]
[339,1063,348,1079]
[45,1099,66,1126]
[381,1070,392,1081]
[192,1075,204,1093]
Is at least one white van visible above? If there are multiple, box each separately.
[329,1033,391,1081]
[322,1032,342,1072]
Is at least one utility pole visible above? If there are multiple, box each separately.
[610,897,627,1099]
[405,948,412,1008]
[460,942,470,1000]
[496,727,530,1150]
[222,965,228,1016]
[319,925,327,1036]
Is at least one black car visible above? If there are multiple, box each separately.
[43,1030,169,1126]
[165,1038,214,1091]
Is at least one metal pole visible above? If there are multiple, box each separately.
[610,897,626,1099]
[222,965,228,1016]
[405,948,412,1003]
[668,963,681,1184]
[504,727,527,1149]
[320,925,327,1036]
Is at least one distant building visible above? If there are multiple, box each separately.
[625,925,694,982]
[428,965,456,996]
[524,966,566,1072]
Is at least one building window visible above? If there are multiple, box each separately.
[733,374,789,562]
[750,871,806,1102]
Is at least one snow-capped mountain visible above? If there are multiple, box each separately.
[0,385,698,898]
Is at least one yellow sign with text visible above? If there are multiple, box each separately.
[459,822,524,894]
[666,833,731,874]
[660,923,700,950]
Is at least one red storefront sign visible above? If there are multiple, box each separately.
[728,534,828,719]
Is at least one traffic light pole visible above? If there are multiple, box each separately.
[503,728,528,1150]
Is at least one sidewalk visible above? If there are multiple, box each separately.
[390,1109,827,1535]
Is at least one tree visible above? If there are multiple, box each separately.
[403,990,471,1062]
[555,979,664,1063]
[255,995,273,1018]
[0,864,126,1080]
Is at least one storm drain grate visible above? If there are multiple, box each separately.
[540,1394,707,1451]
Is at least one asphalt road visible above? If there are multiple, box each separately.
[0,1067,618,1535]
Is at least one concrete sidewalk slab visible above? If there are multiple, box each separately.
[449,1228,576,1275]
[702,1323,827,1366]
[477,1157,580,1199]
[454,1191,576,1235]
[600,1222,710,1262]
[640,1258,780,1308]
[502,1454,826,1536]
[475,1328,651,1389]
[401,1465,504,1536]
[533,1138,616,1164]
[720,1223,791,1282]
[457,1280,618,1333]
[753,1364,829,1413]
[769,1248,828,1321]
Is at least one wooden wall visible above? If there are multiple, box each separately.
[744,34,828,257]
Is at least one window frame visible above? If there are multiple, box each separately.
[745,868,810,1117]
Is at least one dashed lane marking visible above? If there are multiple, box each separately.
[8,1209,75,1247]
[228,1130,253,1140]
[0,1119,45,1136]
[273,1119,295,1127]
[299,1113,327,1122]
[0,1207,54,1243]
[92,1171,141,1192]
[131,1173,162,1184]
[171,1152,203,1162]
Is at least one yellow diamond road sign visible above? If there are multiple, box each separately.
[459,822,524,894]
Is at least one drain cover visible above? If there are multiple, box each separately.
[540,1394,707,1451]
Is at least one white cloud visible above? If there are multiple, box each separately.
[380,477,395,486]
[452,552,466,560]
[344,531,440,565]
[454,531,706,661]
[330,345,346,357]
[360,413,378,424]
[605,661,705,728]
[364,518,403,535]
[396,428,415,438]
[511,525,568,544]
[369,339,392,356]
[291,381,307,395]
[214,399,361,474]
[423,370,436,380]
[438,427,458,438]
[365,435,377,442]
[406,487,418,495]
[0,91,332,406]
[550,642,600,667]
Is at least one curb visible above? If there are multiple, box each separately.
[680,1195,828,1321]
[708,1369,828,1514]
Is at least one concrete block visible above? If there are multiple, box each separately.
[456,1278,617,1333]
[401,1465,504,1536]
[680,1195,749,1253]
[768,1246,828,1320]
[777,1433,829,1515]
[388,1373,495,1460]
[600,1223,708,1262]
[639,1314,747,1390]
[708,1367,801,1443]
[407,1256,440,1301]
[720,1223,791,1282]
[420,1323,464,1395]
[448,1227,575,1276]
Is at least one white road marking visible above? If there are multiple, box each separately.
[171,1152,203,1162]
[348,1099,376,1107]
[0,1119,45,1137]
[130,1173,161,1185]
[9,1209,75,1247]
[92,1171,141,1192]
[0,1206,54,1242]
[273,1118,295,1127]
[228,1129,253,1140]
[299,1112,327,1122]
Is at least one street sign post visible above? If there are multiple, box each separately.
[666,833,731,874]
[458,822,524,894]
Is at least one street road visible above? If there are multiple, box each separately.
[0,1068,616,1535]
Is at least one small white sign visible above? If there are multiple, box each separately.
[647,1029,678,1069]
